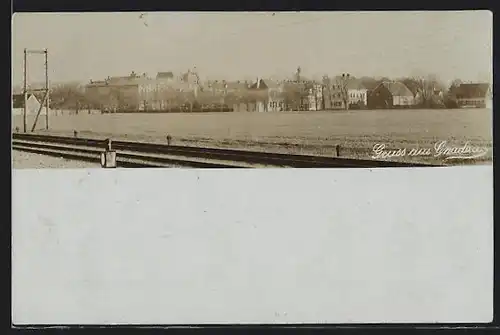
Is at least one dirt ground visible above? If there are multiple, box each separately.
[12,150,100,169]
[12,108,493,165]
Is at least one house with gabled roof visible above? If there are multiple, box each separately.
[455,83,492,108]
[281,80,308,111]
[323,77,368,110]
[223,81,251,112]
[367,81,415,109]
[156,71,174,80]
[246,78,286,112]
[86,73,145,111]
[12,93,41,115]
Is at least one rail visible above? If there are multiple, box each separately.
[12,133,438,168]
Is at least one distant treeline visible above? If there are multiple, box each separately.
[29,74,484,112]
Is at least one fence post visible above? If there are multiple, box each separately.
[100,138,117,168]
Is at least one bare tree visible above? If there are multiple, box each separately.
[50,83,89,114]
[336,73,351,110]
[225,90,242,112]
[449,78,463,92]
[179,90,196,112]
[282,82,307,111]
[413,74,445,108]
[197,88,220,112]
[246,87,269,112]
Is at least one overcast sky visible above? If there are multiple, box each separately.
[11,11,492,86]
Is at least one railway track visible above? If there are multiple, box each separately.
[12,133,438,168]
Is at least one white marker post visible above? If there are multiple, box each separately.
[100,138,117,168]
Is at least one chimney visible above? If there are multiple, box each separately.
[256,77,260,89]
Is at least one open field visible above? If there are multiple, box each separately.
[12,108,492,165]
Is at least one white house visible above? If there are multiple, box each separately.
[455,83,492,109]
[12,94,43,115]
[347,81,368,107]
[323,78,368,110]
[307,83,324,111]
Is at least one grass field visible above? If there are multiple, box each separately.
[13,108,493,165]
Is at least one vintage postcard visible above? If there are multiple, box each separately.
[11,11,492,169]
[11,11,494,326]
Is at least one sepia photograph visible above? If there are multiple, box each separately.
[11,11,492,169]
[11,10,494,326]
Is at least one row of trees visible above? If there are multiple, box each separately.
[43,74,470,112]
[48,82,304,113]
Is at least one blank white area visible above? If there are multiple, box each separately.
[12,166,493,325]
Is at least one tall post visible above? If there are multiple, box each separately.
[24,48,51,131]
[45,49,49,130]
[23,48,27,133]
[342,73,351,111]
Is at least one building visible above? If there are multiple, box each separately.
[263,79,286,112]
[86,74,144,112]
[144,71,176,110]
[282,80,309,111]
[323,77,368,110]
[247,78,270,112]
[455,83,492,108]
[156,72,174,80]
[347,80,368,108]
[244,78,287,112]
[86,71,187,112]
[12,93,41,115]
[367,81,415,109]
[224,81,251,112]
[306,82,324,111]
[200,80,229,111]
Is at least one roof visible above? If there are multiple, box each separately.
[108,76,143,86]
[225,81,250,91]
[207,81,227,91]
[262,79,283,90]
[181,71,199,84]
[157,71,174,79]
[204,80,250,92]
[282,80,307,91]
[249,78,268,90]
[86,80,108,88]
[358,77,380,90]
[322,77,366,90]
[379,81,414,97]
[12,94,24,108]
[12,94,38,108]
[345,79,367,90]
[195,89,220,103]
[456,83,490,99]
[168,81,193,92]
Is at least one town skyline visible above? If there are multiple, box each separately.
[12,11,492,87]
